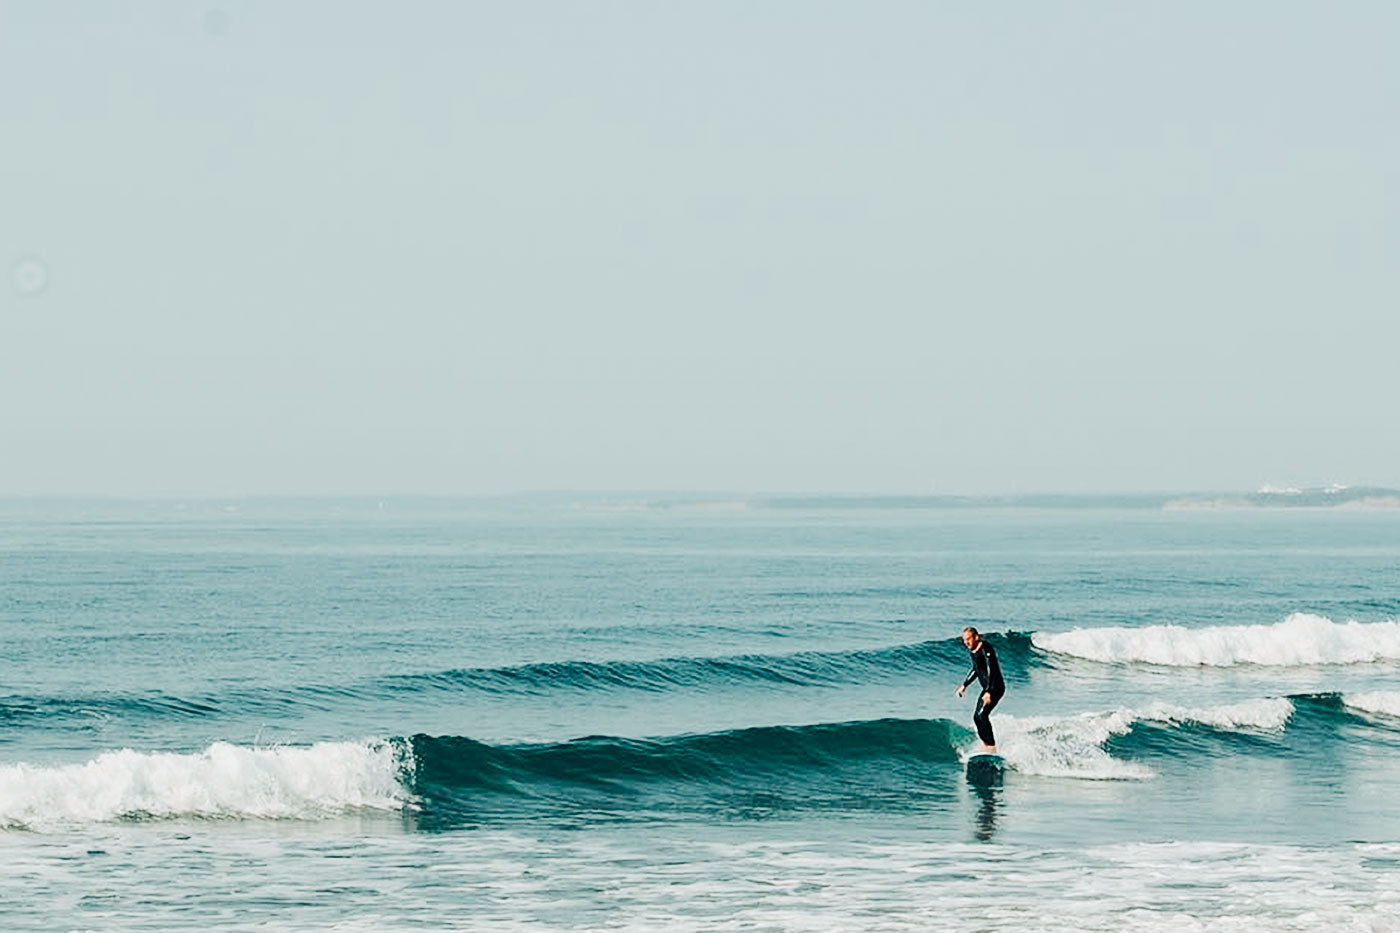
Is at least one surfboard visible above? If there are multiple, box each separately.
[965,754,1005,785]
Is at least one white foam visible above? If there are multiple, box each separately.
[7,832,1397,932]
[988,709,1153,780]
[1343,691,1400,719]
[1033,613,1400,667]
[1137,697,1294,732]
[0,740,411,831]
[982,698,1293,780]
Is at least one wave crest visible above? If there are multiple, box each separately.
[1033,614,1400,667]
[0,741,411,831]
[1344,691,1400,719]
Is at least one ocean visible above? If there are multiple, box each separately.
[2,497,1399,931]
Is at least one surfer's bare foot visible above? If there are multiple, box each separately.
[982,744,997,754]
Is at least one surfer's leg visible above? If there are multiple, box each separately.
[974,690,1004,749]
[973,696,996,748]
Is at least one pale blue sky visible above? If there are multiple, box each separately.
[3,2,1396,496]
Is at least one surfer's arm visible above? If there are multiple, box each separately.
[961,665,978,690]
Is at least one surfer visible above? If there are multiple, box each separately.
[956,627,1005,752]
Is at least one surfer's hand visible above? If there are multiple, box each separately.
[956,685,965,698]
[982,692,991,705]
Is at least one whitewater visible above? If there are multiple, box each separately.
[3,498,1400,931]
[1034,613,1400,667]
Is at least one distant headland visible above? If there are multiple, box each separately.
[574,486,1400,511]
[1162,484,1400,510]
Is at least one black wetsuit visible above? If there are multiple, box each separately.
[962,639,1006,747]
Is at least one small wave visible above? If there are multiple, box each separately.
[0,693,223,728]
[387,634,1035,697]
[1033,614,1400,667]
[0,741,411,831]
[0,635,1037,736]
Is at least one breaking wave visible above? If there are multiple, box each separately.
[9,691,1397,830]
[1033,614,1400,667]
[990,698,1294,781]
[1343,691,1400,719]
[0,741,410,831]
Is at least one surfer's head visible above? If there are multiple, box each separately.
[961,627,980,649]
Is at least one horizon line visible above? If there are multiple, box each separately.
[2,485,1397,503]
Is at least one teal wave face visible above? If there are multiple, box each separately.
[405,718,969,824]
[380,634,1038,697]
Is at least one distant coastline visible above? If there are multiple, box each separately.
[1161,485,1400,511]
[579,487,1400,512]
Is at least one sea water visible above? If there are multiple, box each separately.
[2,498,1399,931]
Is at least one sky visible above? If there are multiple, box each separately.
[2,2,1397,497]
